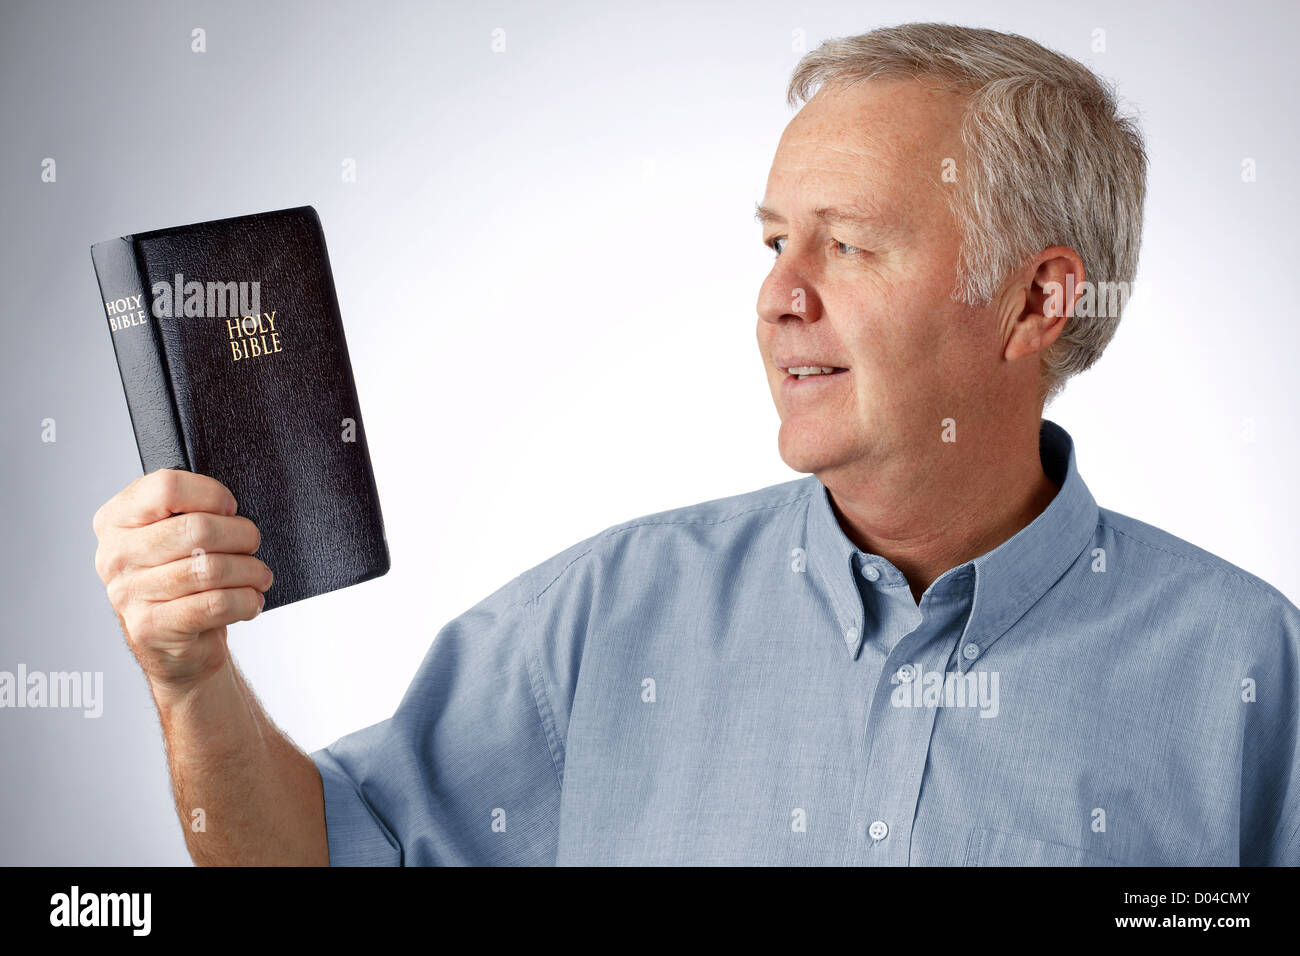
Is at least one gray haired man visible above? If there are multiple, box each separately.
[93,23,1298,866]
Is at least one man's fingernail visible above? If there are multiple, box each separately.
[226,494,238,515]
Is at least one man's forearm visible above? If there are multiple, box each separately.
[155,657,329,866]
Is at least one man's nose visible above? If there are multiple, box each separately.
[758,256,823,326]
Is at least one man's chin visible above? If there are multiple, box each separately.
[776,421,855,476]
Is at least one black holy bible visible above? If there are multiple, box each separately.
[91,206,389,610]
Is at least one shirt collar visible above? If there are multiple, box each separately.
[804,419,1099,663]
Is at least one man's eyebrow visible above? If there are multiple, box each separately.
[753,203,889,227]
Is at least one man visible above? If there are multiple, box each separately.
[92,23,1299,866]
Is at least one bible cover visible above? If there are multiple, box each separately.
[91,205,389,611]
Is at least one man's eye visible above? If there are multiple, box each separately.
[764,237,865,258]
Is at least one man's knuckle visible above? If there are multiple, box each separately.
[174,597,202,633]
[184,512,210,550]
[105,573,129,609]
[153,469,181,507]
[235,517,259,553]
[122,604,149,643]
[204,588,229,620]
[189,552,215,589]
[96,546,124,584]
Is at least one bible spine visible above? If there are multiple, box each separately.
[91,238,190,474]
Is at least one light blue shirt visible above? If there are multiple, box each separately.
[311,420,1300,865]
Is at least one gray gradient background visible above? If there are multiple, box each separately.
[1,0,1297,865]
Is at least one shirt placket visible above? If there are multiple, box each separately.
[846,560,968,866]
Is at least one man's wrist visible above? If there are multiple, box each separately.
[150,658,256,757]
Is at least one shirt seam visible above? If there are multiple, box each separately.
[522,591,566,794]
[1101,519,1278,599]
[597,489,815,536]
[531,548,594,603]
[1279,801,1300,863]
[528,488,816,603]
[972,825,1128,866]
[313,752,404,866]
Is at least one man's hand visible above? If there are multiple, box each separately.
[91,469,326,865]
[93,469,272,705]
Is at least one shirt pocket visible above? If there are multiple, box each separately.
[969,828,1123,866]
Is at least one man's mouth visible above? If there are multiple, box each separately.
[780,365,850,381]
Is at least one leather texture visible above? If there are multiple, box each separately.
[91,237,190,473]
[93,206,389,610]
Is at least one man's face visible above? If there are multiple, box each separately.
[756,78,1004,481]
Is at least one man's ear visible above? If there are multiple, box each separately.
[1002,247,1085,362]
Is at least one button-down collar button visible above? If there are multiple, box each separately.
[962,642,980,661]
[844,626,858,644]
[868,820,889,841]
[897,663,915,683]
[861,564,881,582]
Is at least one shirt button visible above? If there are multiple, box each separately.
[861,565,881,582]
[844,626,858,644]
[962,643,980,661]
[868,820,889,841]
[897,663,915,683]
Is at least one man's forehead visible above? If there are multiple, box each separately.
[764,79,965,217]
[777,78,966,167]
[761,142,907,227]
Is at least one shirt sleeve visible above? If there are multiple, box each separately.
[1241,591,1300,866]
[309,571,567,866]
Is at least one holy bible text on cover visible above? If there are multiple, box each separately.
[91,205,389,611]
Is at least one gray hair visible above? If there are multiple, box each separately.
[787,23,1148,404]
